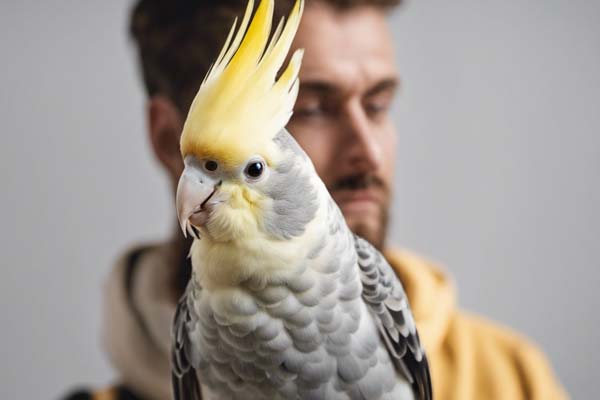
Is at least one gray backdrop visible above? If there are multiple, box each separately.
[1,1,598,398]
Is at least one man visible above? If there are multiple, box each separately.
[66,0,567,399]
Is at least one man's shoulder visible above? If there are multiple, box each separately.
[446,310,568,399]
[384,248,568,399]
[453,309,555,370]
[62,385,142,400]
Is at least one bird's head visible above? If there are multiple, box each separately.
[176,0,318,246]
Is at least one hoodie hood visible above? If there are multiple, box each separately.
[102,243,457,399]
[102,243,180,400]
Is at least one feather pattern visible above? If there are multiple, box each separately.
[355,236,433,400]
[172,227,418,400]
[172,290,202,400]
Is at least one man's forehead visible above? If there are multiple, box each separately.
[291,2,397,94]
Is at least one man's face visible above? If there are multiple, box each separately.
[287,3,399,249]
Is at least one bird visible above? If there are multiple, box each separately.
[171,0,432,399]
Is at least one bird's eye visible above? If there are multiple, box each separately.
[244,161,264,179]
[204,160,218,172]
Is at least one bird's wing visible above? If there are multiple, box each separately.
[171,285,202,400]
[355,235,433,400]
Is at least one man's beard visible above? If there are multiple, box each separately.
[329,173,391,250]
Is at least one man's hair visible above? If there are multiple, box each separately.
[129,0,401,113]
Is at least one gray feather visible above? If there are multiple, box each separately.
[355,235,433,400]
[171,285,201,400]
[263,130,319,240]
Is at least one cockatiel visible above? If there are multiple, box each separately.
[172,0,432,399]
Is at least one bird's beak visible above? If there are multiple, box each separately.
[176,166,221,239]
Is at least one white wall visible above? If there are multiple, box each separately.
[390,1,599,397]
[0,1,598,398]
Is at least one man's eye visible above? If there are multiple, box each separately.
[365,101,390,118]
[294,104,324,118]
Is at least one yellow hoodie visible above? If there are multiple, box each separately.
[385,249,568,400]
[71,244,568,400]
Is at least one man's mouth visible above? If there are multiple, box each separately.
[333,189,380,204]
[331,174,383,192]
[329,174,387,208]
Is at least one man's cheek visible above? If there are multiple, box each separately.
[381,131,397,186]
[299,143,333,182]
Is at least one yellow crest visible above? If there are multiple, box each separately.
[180,0,304,167]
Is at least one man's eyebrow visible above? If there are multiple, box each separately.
[298,78,400,97]
[298,81,337,95]
[364,78,399,97]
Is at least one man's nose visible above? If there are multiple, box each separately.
[341,100,382,173]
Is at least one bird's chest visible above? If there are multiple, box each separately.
[188,278,402,400]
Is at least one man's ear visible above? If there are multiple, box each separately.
[147,96,185,185]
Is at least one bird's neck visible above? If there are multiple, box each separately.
[190,179,332,291]
[190,208,327,291]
